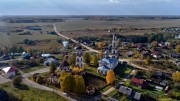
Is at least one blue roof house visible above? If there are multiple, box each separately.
[44,58,59,66]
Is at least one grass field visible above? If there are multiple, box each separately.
[0,22,65,50]
[85,66,105,79]
[55,19,180,32]
[0,82,68,101]
[16,65,48,74]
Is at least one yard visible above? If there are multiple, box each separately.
[123,79,166,99]
[84,73,107,91]
[85,66,105,79]
[16,65,48,74]
[132,61,179,73]
[114,64,133,78]
[0,82,68,101]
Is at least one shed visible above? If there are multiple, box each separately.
[1,66,16,78]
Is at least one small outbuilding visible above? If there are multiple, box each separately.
[1,66,16,78]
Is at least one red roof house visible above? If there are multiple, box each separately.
[131,77,148,88]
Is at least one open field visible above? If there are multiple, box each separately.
[55,19,180,38]
[0,82,68,101]
[0,22,65,50]
[56,19,180,31]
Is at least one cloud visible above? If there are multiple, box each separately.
[108,0,120,3]
[108,0,172,4]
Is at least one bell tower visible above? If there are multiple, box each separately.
[111,33,118,59]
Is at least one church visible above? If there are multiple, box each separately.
[97,33,119,75]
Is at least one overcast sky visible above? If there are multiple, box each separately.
[0,0,180,15]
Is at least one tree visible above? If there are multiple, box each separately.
[98,50,104,59]
[83,52,90,65]
[97,42,104,49]
[91,54,98,67]
[36,75,44,84]
[175,45,180,53]
[151,41,158,47]
[172,72,180,82]
[61,73,75,92]
[50,62,57,73]
[18,46,24,53]
[159,98,174,101]
[117,39,121,47]
[106,70,116,84]
[133,51,140,58]
[69,53,76,65]
[145,56,151,65]
[71,67,84,75]
[0,48,3,56]
[12,76,22,87]
[3,47,8,55]
[74,75,85,94]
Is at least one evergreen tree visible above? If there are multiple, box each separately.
[50,62,57,73]
[69,53,76,65]
[92,54,98,67]
[83,52,90,65]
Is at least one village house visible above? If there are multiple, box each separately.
[62,41,69,48]
[49,73,58,84]
[125,51,134,57]
[118,85,142,100]
[119,85,132,96]
[0,66,16,78]
[151,51,162,59]
[86,86,95,95]
[170,53,180,58]
[140,50,151,59]
[131,77,148,88]
[22,52,31,60]
[58,59,70,72]
[41,54,52,58]
[172,59,180,67]
[44,58,59,66]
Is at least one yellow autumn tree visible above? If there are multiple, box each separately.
[106,70,116,84]
[172,72,180,82]
[145,56,151,65]
[98,50,104,59]
[97,42,104,49]
[175,45,180,53]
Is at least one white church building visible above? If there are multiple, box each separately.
[97,33,119,75]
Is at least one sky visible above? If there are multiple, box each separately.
[0,0,180,15]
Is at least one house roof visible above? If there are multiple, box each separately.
[101,58,118,64]
[45,58,58,64]
[131,77,144,85]
[133,92,141,100]
[74,46,82,50]
[152,51,161,55]
[60,60,70,67]
[118,86,132,96]
[41,54,51,57]
[97,65,109,70]
[2,66,16,73]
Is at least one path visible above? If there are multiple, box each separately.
[102,87,115,96]
[22,67,49,78]
[22,78,76,101]
[53,24,99,53]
